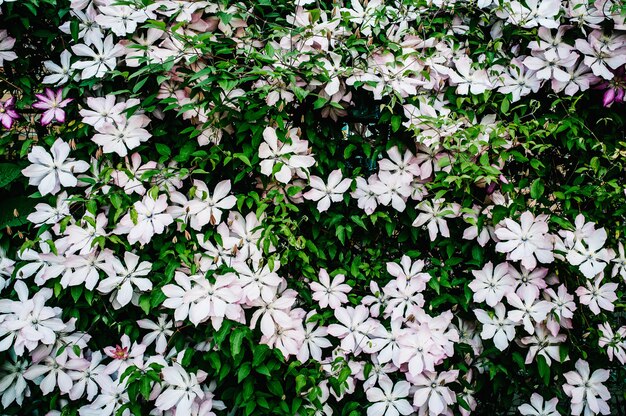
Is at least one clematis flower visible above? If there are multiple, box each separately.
[327,305,379,355]
[563,359,611,416]
[412,198,460,241]
[566,227,614,279]
[32,88,73,126]
[103,334,147,375]
[92,115,152,157]
[114,194,174,245]
[303,169,352,213]
[0,30,17,66]
[518,393,560,416]
[96,252,153,309]
[155,363,204,415]
[468,261,515,307]
[0,355,30,408]
[187,179,236,229]
[506,290,553,334]
[575,275,618,315]
[22,138,90,196]
[71,35,125,79]
[43,50,73,86]
[365,375,413,416]
[0,96,19,129]
[495,212,554,270]
[310,269,351,310]
[474,303,517,351]
[137,314,174,354]
[258,126,315,184]
[520,325,566,365]
[596,66,625,107]
[410,370,458,416]
[297,310,332,363]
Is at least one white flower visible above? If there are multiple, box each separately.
[23,354,88,395]
[366,375,413,416]
[27,191,71,226]
[474,303,517,351]
[68,351,108,401]
[412,199,459,241]
[0,355,30,408]
[96,252,153,309]
[503,0,561,29]
[598,323,626,364]
[0,30,17,66]
[575,275,618,315]
[410,370,458,416]
[137,315,174,354]
[495,212,554,270]
[77,377,129,416]
[468,261,515,307]
[297,310,331,363]
[351,176,378,215]
[95,5,156,36]
[92,115,152,157]
[518,393,560,416]
[303,169,352,213]
[0,281,67,355]
[43,50,73,86]
[22,138,90,196]
[187,179,236,229]
[566,228,614,279]
[258,126,315,183]
[155,363,204,414]
[310,269,351,310]
[370,171,412,212]
[506,290,553,334]
[71,35,125,79]
[563,359,611,416]
[114,194,173,245]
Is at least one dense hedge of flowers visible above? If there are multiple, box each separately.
[0,0,626,415]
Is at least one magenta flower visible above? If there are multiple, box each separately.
[0,96,19,129]
[32,88,73,125]
[596,66,625,107]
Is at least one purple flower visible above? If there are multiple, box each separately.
[32,88,73,126]
[0,96,19,129]
[596,66,625,108]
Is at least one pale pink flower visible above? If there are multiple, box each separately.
[103,334,147,375]
[24,354,88,395]
[155,363,204,415]
[495,212,554,270]
[410,370,458,416]
[22,138,90,196]
[365,375,413,416]
[474,303,517,351]
[563,359,611,416]
[310,269,351,310]
[598,323,626,364]
[575,275,618,315]
[518,393,560,416]
[114,194,173,245]
[412,199,459,241]
[506,290,553,334]
[327,305,379,355]
[303,169,352,213]
[297,310,332,362]
[566,227,614,279]
[544,284,576,336]
[519,324,566,365]
[137,315,174,354]
[468,261,516,307]
[187,179,237,229]
[96,252,152,309]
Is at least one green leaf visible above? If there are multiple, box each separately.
[530,179,545,199]
[0,163,23,188]
[230,329,245,357]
